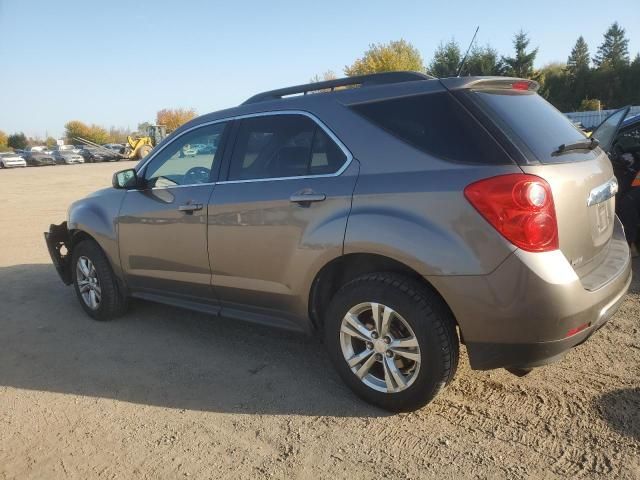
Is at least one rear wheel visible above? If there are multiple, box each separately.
[0,161,4,168]
[71,240,127,321]
[325,273,459,412]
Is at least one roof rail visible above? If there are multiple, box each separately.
[242,71,432,105]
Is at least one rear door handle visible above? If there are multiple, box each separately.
[289,193,326,204]
[178,203,203,213]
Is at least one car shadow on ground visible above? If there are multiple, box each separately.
[595,388,640,441]
[0,264,389,418]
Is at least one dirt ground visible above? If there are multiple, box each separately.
[0,162,638,479]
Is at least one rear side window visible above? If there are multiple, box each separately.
[350,92,510,164]
[228,114,347,181]
[469,90,593,164]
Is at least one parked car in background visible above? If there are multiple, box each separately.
[591,109,640,250]
[23,147,56,166]
[182,145,198,157]
[0,152,27,168]
[103,143,124,154]
[193,143,215,154]
[52,145,85,165]
[45,72,631,412]
[79,147,117,163]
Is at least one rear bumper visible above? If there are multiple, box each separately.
[428,217,632,370]
[463,269,631,369]
[44,222,72,285]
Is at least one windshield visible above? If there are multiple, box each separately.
[469,90,594,164]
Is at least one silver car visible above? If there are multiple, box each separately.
[0,152,27,168]
[46,72,631,411]
[52,146,85,165]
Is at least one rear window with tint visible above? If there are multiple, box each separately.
[350,92,510,164]
[469,90,594,164]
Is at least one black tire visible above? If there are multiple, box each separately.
[325,272,459,412]
[71,239,127,321]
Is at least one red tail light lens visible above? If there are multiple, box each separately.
[464,174,559,252]
[511,80,533,90]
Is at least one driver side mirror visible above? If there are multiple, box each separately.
[112,168,140,189]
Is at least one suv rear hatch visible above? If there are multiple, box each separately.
[453,79,626,286]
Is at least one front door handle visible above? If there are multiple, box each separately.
[289,192,326,204]
[178,202,203,213]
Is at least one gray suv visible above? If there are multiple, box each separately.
[45,72,631,411]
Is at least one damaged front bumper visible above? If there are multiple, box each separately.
[44,221,72,285]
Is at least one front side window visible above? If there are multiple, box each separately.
[143,122,226,188]
[228,114,347,181]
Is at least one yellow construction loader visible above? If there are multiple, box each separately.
[74,124,167,161]
[123,125,167,160]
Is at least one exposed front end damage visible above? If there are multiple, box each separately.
[44,221,72,285]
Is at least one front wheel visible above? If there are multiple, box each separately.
[71,240,127,321]
[325,273,459,412]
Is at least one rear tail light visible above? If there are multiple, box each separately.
[511,80,535,91]
[464,174,559,252]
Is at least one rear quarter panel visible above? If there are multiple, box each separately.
[345,163,521,277]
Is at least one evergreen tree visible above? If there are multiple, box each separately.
[428,40,461,78]
[567,36,590,73]
[462,45,505,76]
[7,132,27,150]
[566,36,592,110]
[502,31,538,78]
[593,22,629,69]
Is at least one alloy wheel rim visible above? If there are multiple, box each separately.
[76,256,101,310]
[339,302,421,393]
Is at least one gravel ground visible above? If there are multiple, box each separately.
[0,163,638,479]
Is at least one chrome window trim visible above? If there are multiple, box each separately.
[130,110,353,192]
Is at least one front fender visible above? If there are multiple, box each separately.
[67,188,126,277]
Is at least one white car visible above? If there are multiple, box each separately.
[0,152,27,168]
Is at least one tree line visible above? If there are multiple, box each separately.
[318,21,638,112]
[0,108,196,151]
[1,23,636,152]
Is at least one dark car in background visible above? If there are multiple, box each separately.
[103,143,125,154]
[79,147,119,163]
[594,109,640,251]
[23,147,56,166]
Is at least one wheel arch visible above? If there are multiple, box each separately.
[308,252,459,334]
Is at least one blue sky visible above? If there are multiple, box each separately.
[1,0,638,139]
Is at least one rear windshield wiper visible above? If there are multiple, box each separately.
[552,137,599,156]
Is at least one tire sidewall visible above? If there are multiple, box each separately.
[325,277,454,411]
[71,241,114,320]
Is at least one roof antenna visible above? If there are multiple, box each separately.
[457,26,479,77]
